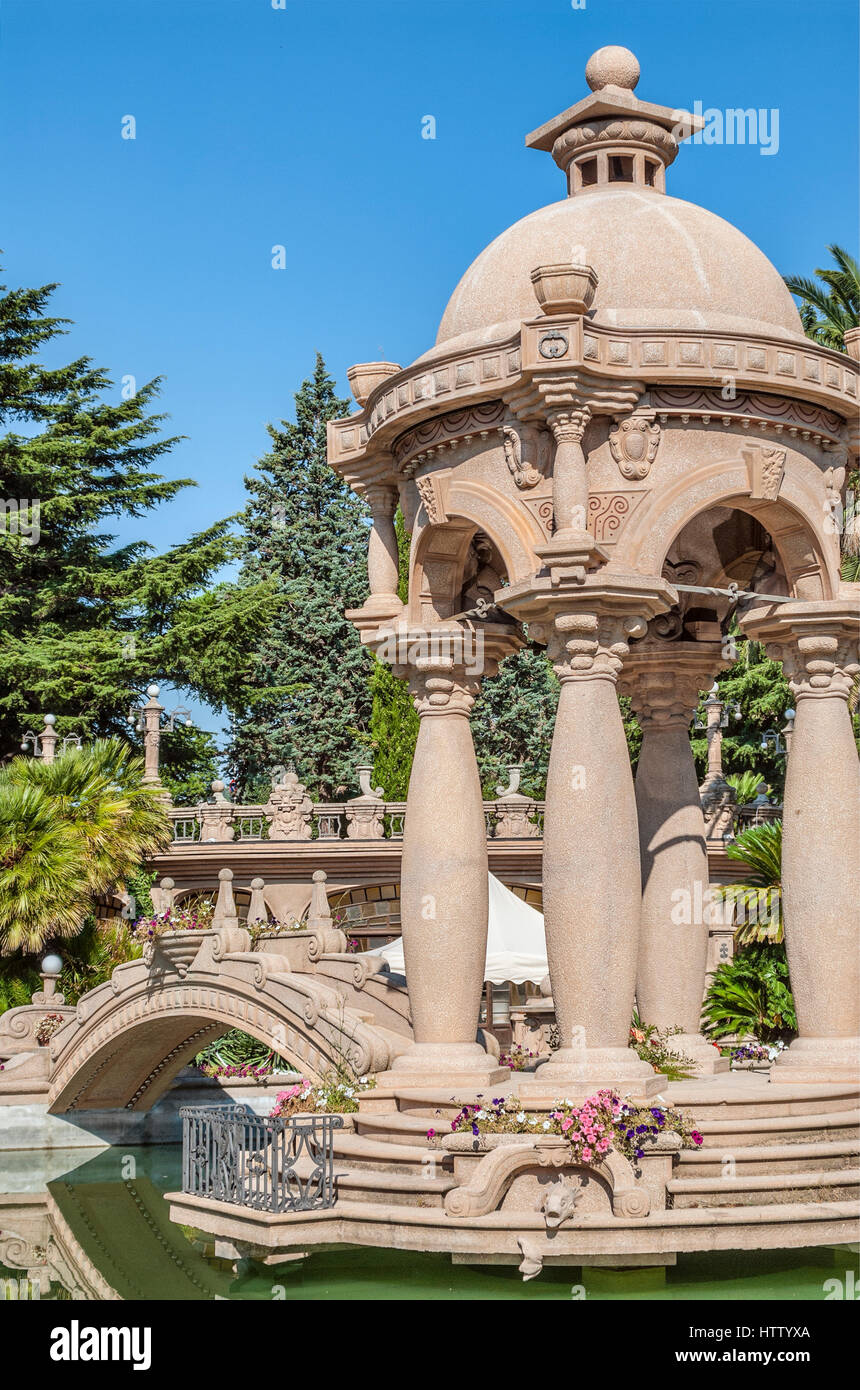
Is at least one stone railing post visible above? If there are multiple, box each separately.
[150,877,175,914]
[40,714,58,764]
[620,642,728,1074]
[493,765,540,839]
[741,600,860,1083]
[345,765,386,839]
[306,869,347,954]
[197,779,235,843]
[367,623,519,1086]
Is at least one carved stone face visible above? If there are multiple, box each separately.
[540,1174,582,1228]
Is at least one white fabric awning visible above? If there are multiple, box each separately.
[363,873,547,985]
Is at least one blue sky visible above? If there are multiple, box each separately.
[2,0,858,739]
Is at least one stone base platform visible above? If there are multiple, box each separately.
[166,1074,860,1278]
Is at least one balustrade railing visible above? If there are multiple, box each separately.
[169,792,544,845]
[180,1106,343,1213]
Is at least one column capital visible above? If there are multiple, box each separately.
[368,622,522,713]
[364,482,398,516]
[546,405,590,443]
[741,599,860,702]
[619,640,723,729]
[504,571,675,681]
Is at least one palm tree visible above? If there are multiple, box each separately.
[784,245,860,352]
[0,739,170,954]
[715,820,783,946]
[725,770,766,809]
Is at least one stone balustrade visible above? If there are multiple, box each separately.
[169,767,544,845]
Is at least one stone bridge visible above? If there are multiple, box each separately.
[0,871,416,1115]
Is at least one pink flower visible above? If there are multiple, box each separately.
[582,1146,593,1162]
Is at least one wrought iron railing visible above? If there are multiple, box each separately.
[180,1105,343,1213]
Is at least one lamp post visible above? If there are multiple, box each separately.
[20,715,81,763]
[127,683,192,793]
[31,952,65,1006]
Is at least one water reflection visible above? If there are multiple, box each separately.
[0,1146,856,1301]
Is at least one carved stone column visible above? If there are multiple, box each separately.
[503,572,674,1097]
[741,600,860,1083]
[620,643,729,1075]
[369,623,519,1085]
[364,484,403,616]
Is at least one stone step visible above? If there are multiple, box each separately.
[355,1111,439,1145]
[677,1138,860,1176]
[391,1082,860,1124]
[332,1130,447,1175]
[664,1081,860,1122]
[668,1168,860,1209]
[335,1167,455,1208]
[696,1108,860,1148]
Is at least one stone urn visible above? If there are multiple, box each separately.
[530,262,599,316]
[143,930,208,977]
[843,326,860,362]
[346,361,401,407]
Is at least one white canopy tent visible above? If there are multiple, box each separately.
[364,873,548,986]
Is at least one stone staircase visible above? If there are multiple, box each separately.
[324,1077,860,1222]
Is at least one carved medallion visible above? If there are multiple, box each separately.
[609,411,661,480]
[538,330,569,359]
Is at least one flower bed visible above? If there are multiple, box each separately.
[270,1074,376,1118]
[499,1043,538,1071]
[731,1040,785,1067]
[428,1089,703,1166]
[131,903,214,941]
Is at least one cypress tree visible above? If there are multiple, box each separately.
[230,354,372,801]
[369,509,418,798]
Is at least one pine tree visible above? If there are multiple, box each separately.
[0,271,277,766]
[230,354,372,801]
[470,642,559,797]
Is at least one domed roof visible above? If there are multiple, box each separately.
[435,187,805,350]
[428,47,804,359]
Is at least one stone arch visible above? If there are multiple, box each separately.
[48,951,398,1113]
[613,455,839,600]
[410,478,544,621]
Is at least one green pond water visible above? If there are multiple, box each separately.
[1,1144,856,1301]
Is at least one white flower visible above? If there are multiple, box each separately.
[528,1117,537,1126]
[359,1075,369,1084]
[476,1109,487,1119]
[542,1121,551,1130]
[516,1111,526,1123]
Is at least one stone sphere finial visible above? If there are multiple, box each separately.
[585,45,640,93]
[218,867,233,882]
